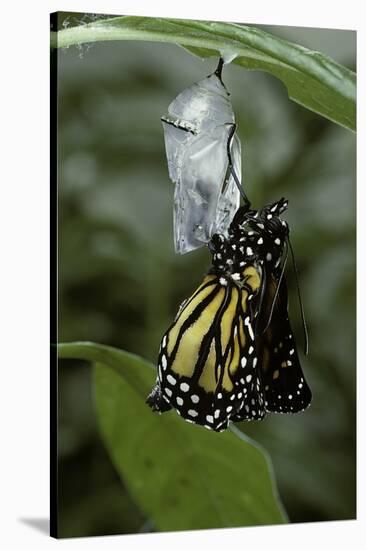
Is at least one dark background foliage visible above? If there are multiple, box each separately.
[56,13,356,537]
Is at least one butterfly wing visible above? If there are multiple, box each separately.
[257,271,312,413]
[226,266,267,424]
[147,266,265,431]
[210,266,267,426]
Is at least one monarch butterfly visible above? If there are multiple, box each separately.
[146,198,312,431]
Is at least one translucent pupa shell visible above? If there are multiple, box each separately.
[161,64,241,254]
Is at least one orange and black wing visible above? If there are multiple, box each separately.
[147,266,266,431]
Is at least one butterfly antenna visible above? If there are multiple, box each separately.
[288,237,309,355]
[226,124,251,209]
[260,243,288,336]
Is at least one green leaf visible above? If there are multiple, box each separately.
[51,16,356,131]
[58,342,287,530]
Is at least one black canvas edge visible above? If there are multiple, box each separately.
[50,11,58,539]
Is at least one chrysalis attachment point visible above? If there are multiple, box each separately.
[220,50,238,65]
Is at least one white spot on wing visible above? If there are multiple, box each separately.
[167,374,176,385]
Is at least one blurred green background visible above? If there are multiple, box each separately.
[57,13,356,537]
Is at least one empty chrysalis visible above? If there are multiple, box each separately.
[161,59,242,254]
